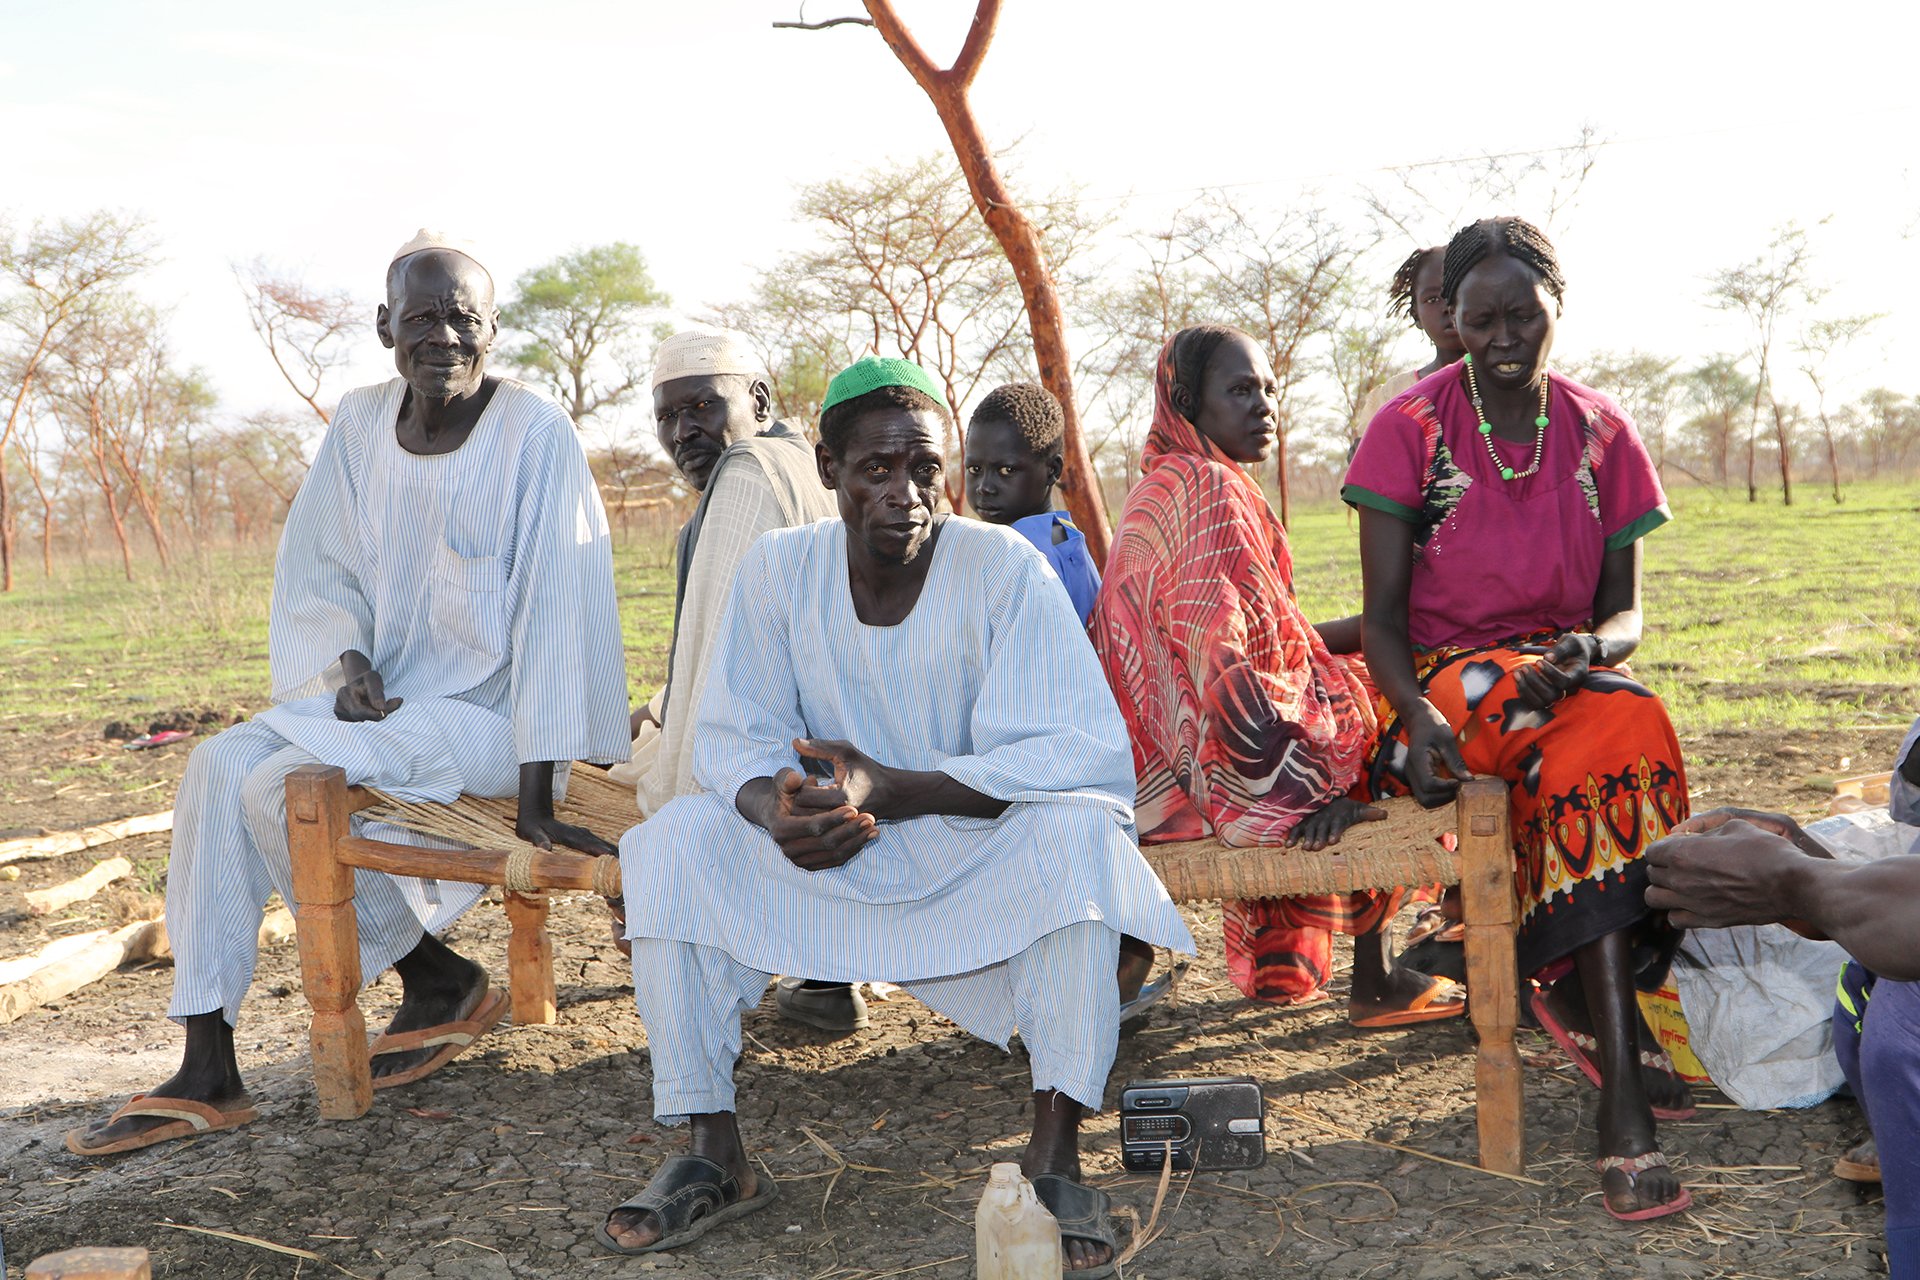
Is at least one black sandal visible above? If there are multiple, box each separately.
[1031,1172,1119,1278]
[595,1154,778,1255]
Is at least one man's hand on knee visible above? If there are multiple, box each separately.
[333,649,403,722]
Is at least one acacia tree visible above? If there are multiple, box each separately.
[1164,198,1352,525]
[788,0,1113,564]
[1795,314,1879,503]
[499,243,671,430]
[1707,223,1822,504]
[1678,357,1752,485]
[0,212,151,590]
[1579,351,1681,479]
[725,155,1096,510]
[236,260,360,429]
[1322,277,1408,451]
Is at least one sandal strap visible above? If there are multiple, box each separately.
[1596,1150,1671,1178]
[109,1094,223,1131]
[611,1155,738,1230]
[1029,1173,1117,1249]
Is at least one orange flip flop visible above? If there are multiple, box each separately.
[1349,975,1467,1029]
[65,1094,260,1156]
[369,986,508,1089]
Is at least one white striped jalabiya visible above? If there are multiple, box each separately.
[619,517,1194,1111]
[166,378,630,1026]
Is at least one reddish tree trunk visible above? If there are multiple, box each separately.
[862,0,1113,567]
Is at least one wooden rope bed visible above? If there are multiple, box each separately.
[287,765,1523,1174]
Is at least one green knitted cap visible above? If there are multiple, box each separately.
[821,356,949,412]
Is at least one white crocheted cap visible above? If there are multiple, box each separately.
[651,326,765,390]
[389,229,491,283]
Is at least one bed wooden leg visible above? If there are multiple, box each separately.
[287,764,373,1120]
[1458,777,1523,1175]
[504,890,556,1026]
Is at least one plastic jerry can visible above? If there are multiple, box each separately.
[976,1162,1062,1279]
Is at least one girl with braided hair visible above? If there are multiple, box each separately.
[1091,324,1465,1026]
[1344,216,1694,1221]
[1354,245,1467,430]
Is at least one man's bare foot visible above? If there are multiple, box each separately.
[1347,921,1465,1027]
[370,934,488,1081]
[1542,976,1693,1116]
[603,1114,756,1250]
[1022,1092,1111,1273]
[1835,1136,1880,1182]
[75,1011,250,1148]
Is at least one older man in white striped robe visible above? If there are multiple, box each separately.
[68,233,629,1157]
[602,358,1192,1273]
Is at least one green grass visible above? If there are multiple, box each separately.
[1288,480,1920,733]
[0,485,1914,742]
[0,537,679,738]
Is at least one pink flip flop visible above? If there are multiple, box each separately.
[1529,988,1696,1121]
[1596,1150,1692,1222]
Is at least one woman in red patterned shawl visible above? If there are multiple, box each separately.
[1090,324,1464,1028]
[1346,218,1691,1221]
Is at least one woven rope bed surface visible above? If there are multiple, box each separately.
[357,765,641,857]
[1140,794,1457,902]
[356,768,1457,903]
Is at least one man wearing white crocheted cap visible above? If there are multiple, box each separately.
[603,325,854,1030]
[67,231,630,1157]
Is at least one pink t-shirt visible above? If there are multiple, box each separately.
[1342,365,1669,651]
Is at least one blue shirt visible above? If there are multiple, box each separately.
[1010,511,1100,627]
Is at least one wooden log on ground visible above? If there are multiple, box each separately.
[0,812,174,866]
[24,857,133,916]
[0,919,168,1023]
[27,1247,152,1279]
[0,908,289,1021]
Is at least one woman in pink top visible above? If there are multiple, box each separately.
[1344,218,1692,1223]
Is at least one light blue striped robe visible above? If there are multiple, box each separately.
[620,517,1194,985]
[166,378,629,1023]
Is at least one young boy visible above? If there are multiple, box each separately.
[966,380,1175,1022]
[963,381,1100,625]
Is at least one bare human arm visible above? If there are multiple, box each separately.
[1357,509,1471,808]
[1313,615,1363,655]
[515,761,618,856]
[1646,815,1920,981]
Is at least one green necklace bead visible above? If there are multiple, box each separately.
[1479,421,1493,434]
[1535,414,1550,428]
[1500,466,1516,480]
[1462,353,1472,365]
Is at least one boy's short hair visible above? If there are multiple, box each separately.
[969,382,1064,456]
[818,384,952,458]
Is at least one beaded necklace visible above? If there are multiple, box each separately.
[1462,353,1551,481]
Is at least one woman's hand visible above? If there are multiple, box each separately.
[1511,633,1601,711]
[333,648,403,722]
[751,767,879,871]
[1405,701,1472,808]
[794,738,901,821]
[1288,797,1387,851]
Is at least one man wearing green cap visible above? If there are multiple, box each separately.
[601,358,1193,1274]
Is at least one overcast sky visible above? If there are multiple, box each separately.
[4,0,1915,437]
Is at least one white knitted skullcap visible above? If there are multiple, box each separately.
[389,229,491,283]
[651,326,765,390]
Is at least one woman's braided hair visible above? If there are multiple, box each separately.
[1439,217,1566,307]
[1387,246,1441,323]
